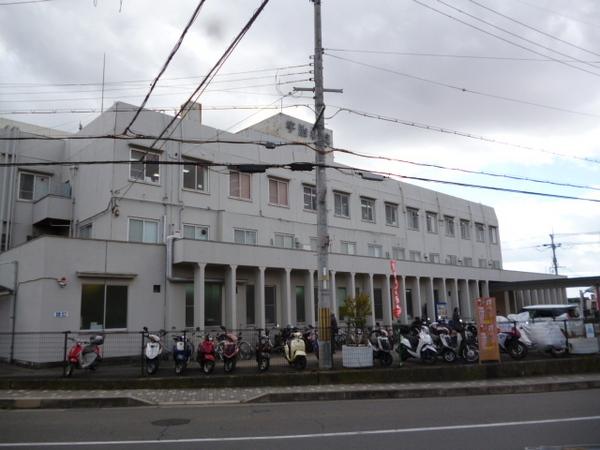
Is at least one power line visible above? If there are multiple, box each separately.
[0,0,54,5]
[467,0,600,58]
[412,0,600,79]
[512,0,600,31]
[328,106,600,165]
[324,53,600,119]
[123,0,207,135]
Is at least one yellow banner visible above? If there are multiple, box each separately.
[476,297,500,362]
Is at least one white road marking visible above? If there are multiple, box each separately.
[1,415,599,447]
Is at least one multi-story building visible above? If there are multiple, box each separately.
[0,104,564,348]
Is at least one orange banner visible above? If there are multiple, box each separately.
[390,260,401,319]
[476,297,500,362]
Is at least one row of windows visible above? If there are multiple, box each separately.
[128,150,499,244]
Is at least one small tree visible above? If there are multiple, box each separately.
[339,293,372,345]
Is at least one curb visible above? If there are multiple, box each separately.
[0,396,151,410]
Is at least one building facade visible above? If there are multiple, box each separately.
[0,104,565,351]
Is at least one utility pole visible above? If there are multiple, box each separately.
[542,233,561,275]
[295,0,342,369]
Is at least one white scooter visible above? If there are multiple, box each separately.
[282,326,307,370]
[143,327,165,375]
[396,322,437,364]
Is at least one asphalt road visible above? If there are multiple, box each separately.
[0,390,599,450]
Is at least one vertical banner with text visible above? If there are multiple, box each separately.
[476,297,500,362]
[390,260,401,319]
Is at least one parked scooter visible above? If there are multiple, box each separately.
[369,323,393,367]
[303,325,319,359]
[255,328,272,372]
[65,334,104,377]
[172,333,193,375]
[282,325,307,370]
[498,322,528,360]
[142,327,165,375]
[396,319,437,364]
[196,334,216,374]
[219,326,240,373]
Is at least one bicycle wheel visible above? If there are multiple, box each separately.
[239,341,253,360]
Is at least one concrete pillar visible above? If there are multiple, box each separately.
[531,289,538,305]
[193,263,206,330]
[368,273,375,326]
[426,277,435,321]
[414,277,422,321]
[503,291,510,315]
[450,279,459,313]
[481,280,490,297]
[400,275,409,324]
[306,270,315,326]
[256,267,266,329]
[283,268,292,326]
[458,279,469,318]
[383,275,392,326]
[226,264,237,329]
[349,272,356,298]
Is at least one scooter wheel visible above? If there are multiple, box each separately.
[175,362,184,375]
[293,356,307,371]
[421,349,436,364]
[461,346,479,363]
[381,352,393,367]
[146,360,158,375]
[65,363,74,377]
[258,357,270,372]
[202,360,215,374]
[442,348,457,363]
[508,341,528,360]
[224,359,235,373]
[550,347,568,358]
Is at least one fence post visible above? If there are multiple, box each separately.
[62,331,69,377]
[140,331,145,377]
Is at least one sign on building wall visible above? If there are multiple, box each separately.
[53,311,69,318]
[475,297,500,362]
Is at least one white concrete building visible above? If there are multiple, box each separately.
[0,104,565,351]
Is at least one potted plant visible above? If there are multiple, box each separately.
[339,293,373,367]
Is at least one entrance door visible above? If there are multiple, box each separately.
[205,282,222,326]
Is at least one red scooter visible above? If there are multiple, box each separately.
[197,334,216,374]
[65,335,104,377]
[219,326,240,373]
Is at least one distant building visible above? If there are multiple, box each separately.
[0,103,564,361]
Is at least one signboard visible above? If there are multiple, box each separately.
[475,297,500,362]
[390,260,401,319]
[53,311,69,318]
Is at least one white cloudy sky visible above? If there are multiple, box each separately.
[1,0,599,293]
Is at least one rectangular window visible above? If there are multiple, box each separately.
[246,285,255,325]
[337,286,347,320]
[268,177,289,207]
[295,286,305,323]
[182,158,208,192]
[368,244,383,257]
[18,172,49,201]
[265,286,276,325]
[183,224,208,240]
[392,246,405,260]
[475,222,485,242]
[446,254,458,265]
[489,225,498,244]
[309,237,319,251]
[445,216,455,237]
[385,203,398,226]
[205,282,222,326]
[130,148,160,184]
[81,284,127,330]
[407,207,419,230]
[274,233,294,248]
[185,284,194,328]
[79,224,92,239]
[409,250,421,262]
[426,211,438,234]
[460,219,471,240]
[429,253,440,263]
[463,257,473,267]
[341,241,356,255]
[360,197,375,222]
[303,185,317,211]
[478,258,488,268]
[492,260,501,269]
[374,288,383,321]
[234,228,257,245]
[334,191,350,218]
[128,218,159,243]
[229,170,251,200]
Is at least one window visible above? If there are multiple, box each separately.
[426,211,438,234]
[274,233,294,248]
[409,250,421,262]
[303,185,317,211]
[265,286,277,325]
[295,286,305,323]
[446,254,458,265]
[489,226,498,244]
[130,148,160,183]
[183,158,208,192]
[429,253,440,263]
[337,287,347,319]
[183,224,208,240]
[361,197,375,222]
[334,191,350,218]
[80,284,127,330]
[229,170,251,200]
[445,216,455,237]
[79,224,92,239]
[463,257,473,267]
[392,246,405,260]
[478,258,487,268]
[475,222,485,242]
[341,241,356,255]
[407,207,419,230]
[460,219,471,240]
[128,218,159,243]
[246,285,255,325]
[491,260,501,269]
[18,172,49,201]
[374,288,383,321]
[185,284,194,328]
[368,244,383,257]
[234,228,257,245]
[309,237,319,251]
[205,282,223,326]
[268,177,289,207]
[385,203,398,226]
